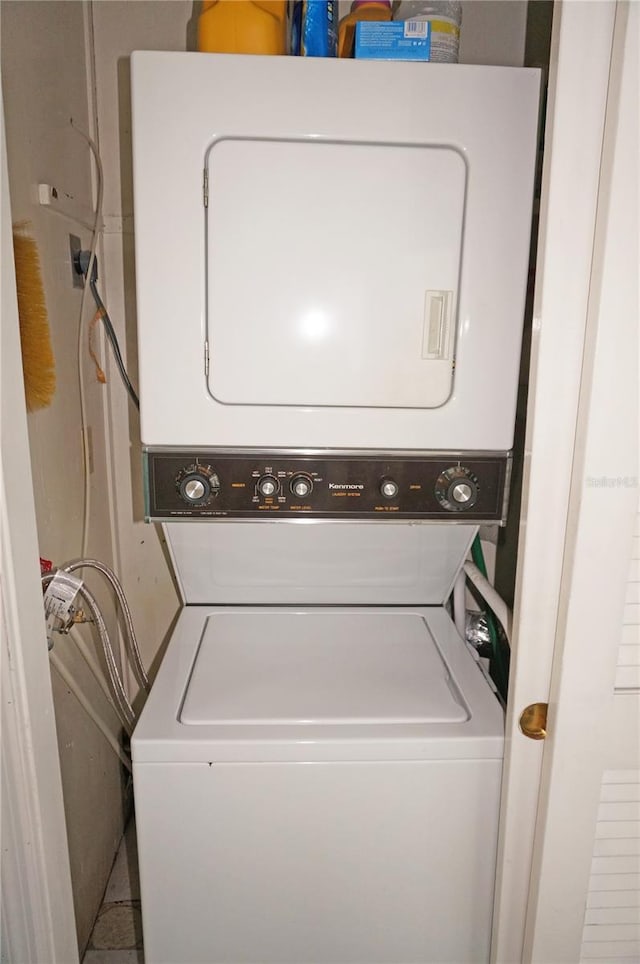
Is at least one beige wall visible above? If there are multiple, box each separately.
[1,2,124,952]
[459,0,528,66]
[0,0,181,951]
[90,0,189,683]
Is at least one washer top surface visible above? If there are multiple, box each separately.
[133,606,503,764]
[181,611,467,726]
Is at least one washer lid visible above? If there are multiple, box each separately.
[180,611,468,726]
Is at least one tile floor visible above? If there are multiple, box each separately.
[83,820,144,964]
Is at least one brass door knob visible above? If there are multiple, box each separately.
[519,703,548,740]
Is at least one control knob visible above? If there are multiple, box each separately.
[380,478,399,500]
[290,475,313,499]
[176,464,220,506]
[257,475,280,498]
[434,466,479,512]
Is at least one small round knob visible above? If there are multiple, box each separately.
[290,475,313,499]
[258,475,279,498]
[380,479,399,499]
[451,481,474,504]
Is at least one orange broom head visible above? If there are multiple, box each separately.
[12,221,56,411]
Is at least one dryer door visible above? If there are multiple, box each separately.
[206,138,464,410]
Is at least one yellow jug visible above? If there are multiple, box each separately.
[197,1,288,55]
[338,0,392,58]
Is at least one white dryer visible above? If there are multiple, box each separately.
[130,53,540,964]
[130,53,539,454]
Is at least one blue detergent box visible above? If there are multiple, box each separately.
[290,1,337,57]
[354,21,432,61]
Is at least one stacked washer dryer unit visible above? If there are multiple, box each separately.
[130,53,539,964]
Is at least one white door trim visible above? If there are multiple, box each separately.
[0,95,78,964]
[524,1,638,958]
[492,2,617,960]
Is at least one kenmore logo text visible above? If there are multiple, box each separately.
[328,483,365,491]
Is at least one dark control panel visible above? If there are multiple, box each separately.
[145,450,510,523]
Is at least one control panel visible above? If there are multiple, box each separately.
[145,451,510,523]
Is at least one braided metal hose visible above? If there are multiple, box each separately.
[61,558,150,694]
[41,572,135,733]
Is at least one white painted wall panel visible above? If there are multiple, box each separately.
[583,520,640,961]
[580,773,640,963]
[616,509,640,691]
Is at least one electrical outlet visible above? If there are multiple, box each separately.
[69,234,83,289]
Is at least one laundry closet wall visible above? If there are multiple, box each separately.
[2,3,127,951]
[0,0,184,951]
[1,0,531,954]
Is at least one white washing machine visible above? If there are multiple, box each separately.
[130,54,540,963]
[134,523,503,963]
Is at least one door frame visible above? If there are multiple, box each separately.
[523,0,637,957]
[492,2,636,960]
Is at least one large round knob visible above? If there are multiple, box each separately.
[435,466,479,512]
[290,475,313,499]
[451,481,474,504]
[176,464,219,506]
[184,478,206,501]
[380,478,399,500]
[257,475,279,498]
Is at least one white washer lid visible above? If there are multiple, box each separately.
[165,522,477,606]
[132,605,504,763]
[180,611,468,726]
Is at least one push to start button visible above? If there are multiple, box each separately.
[380,479,399,499]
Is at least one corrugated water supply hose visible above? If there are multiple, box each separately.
[470,535,509,700]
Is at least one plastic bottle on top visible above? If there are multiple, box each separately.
[338,0,392,58]
[393,1,462,62]
[197,0,288,55]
